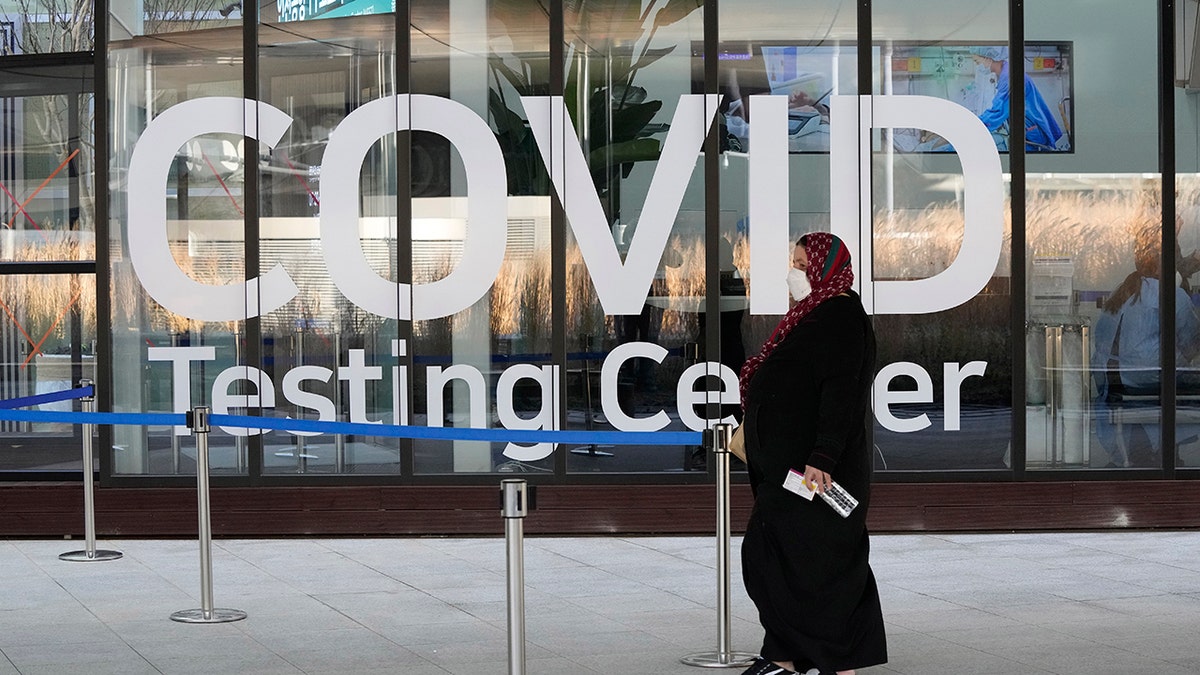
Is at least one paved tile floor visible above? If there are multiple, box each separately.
[1,531,1199,674]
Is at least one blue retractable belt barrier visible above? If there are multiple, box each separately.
[206,414,702,445]
[0,385,94,409]
[0,387,704,446]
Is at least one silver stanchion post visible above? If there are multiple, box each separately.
[171,407,246,624]
[60,380,122,562]
[501,479,528,675]
[681,423,756,668]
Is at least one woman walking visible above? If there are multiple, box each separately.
[738,232,887,675]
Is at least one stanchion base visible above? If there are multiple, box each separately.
[59,549,123,562]
[170,608,247,623]
[273,451,318,459]
[679,651,757,669]
[570,445,615,457]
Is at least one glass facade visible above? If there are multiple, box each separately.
[1026,1,1161,471]
[0,59,95,473]
[561,0,706,474]
[3,0,1200,488]
[872,0,1013,472]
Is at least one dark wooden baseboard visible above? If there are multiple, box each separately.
[3,481,1200,537]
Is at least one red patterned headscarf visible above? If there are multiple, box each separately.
[738,232,855,407]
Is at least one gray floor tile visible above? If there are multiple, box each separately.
[0,618,118,647]
[273,642,432,672]
[2,640,150,668]
[406,636,554,667]
[18,663,161,675]
[1005,641,1195,675]
[150,654,304,674]
[880,631,1048,675]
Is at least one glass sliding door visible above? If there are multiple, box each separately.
[108,0,246,476]
[1026,1,1162,470]
[871,0,1014,472]
[257,3,400,474]
[561,0,707,474]
[409,0,554,474]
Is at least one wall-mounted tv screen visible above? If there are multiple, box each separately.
[700,41,862,154]
[886,42,1073,154]
[697,41,1073,154]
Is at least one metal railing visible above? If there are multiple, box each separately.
[680,422,756,668]
[58,380,123,563]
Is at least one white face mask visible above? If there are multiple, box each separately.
[787,267,812,301]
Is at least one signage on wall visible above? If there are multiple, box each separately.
[125,94,1003,456]
[275,0,394,22]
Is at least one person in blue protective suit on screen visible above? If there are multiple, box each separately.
[1091,217,1200,467]
[971,48,1069,152]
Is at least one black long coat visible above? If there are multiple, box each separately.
[740,291,888,671]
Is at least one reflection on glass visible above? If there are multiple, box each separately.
[109,0,239,40]
[1179,177,1200,468]
[408,0,554,475]
[870,0,1013,472]
[109,25,246,475]
[0,67,94,257]
[258,14,400,475]
[561,0,706,473]
[1026,0,1160,470]
[1,0,94,54]
[0,274,95,471]
[1089,200,1197,467]
[1027,178,1164,469]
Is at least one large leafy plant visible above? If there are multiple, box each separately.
[490,0,703,224]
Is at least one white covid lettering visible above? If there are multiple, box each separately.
[426,364,487,429]
[600,342,669,432]
[320,95,508,321]
[338,349,383,425]
[147,346,216,436]
[675,362,739,431]
[212,366,275,436]
[747,94,791,315]
[524,94,721,315]
[873,361,989,433]
[282,365,335,436]
[127,94,1004,322]
[496,364,559,461]
[127,98,298,320]
[830,95,1004,315]
[151,349,988,442]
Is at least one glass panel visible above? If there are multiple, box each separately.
[0,273,95,471]
[0,65,94,258]
[1179,44,1200,468]
[257,11,399,475]
[0,0,94,54]
[109,0,239,40]
[1179,171,1200,468]
[410,0,554,474]
[109,16,246,475]
[561,0,705,474]
[1027,1,1160,470]
[872,0,1013,472]
[718,0,858,473]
